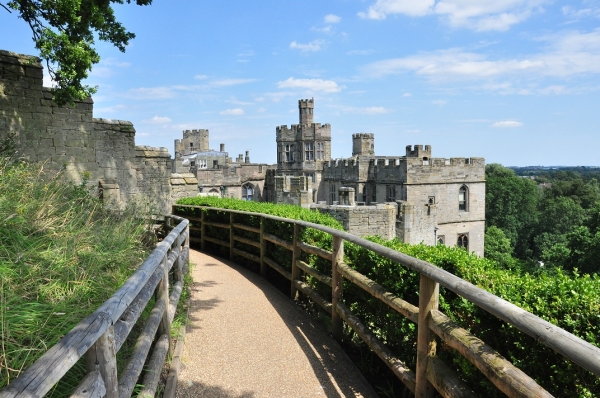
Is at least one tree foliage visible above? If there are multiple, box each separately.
[2,0,152,105]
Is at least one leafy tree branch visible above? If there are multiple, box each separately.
[1,0,152,105]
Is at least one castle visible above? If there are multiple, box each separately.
[0,48,484,254]
[173,99,485,255]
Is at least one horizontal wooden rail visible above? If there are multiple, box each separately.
[263,232,293,251]
[203,220,229,229]
[296,260,332,286]
[232,223,260,233]
[173,204,600,397]
[297,241,332,261]
[233,235,260,248]
[1,215,190,398]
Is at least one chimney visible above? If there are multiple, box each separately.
[245,150,250,163]
[220,143,225,152]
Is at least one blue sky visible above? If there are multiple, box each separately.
[2,0,600,166]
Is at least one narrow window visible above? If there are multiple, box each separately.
[330,184,336,204]
[386,185,396,202]
[305,142,314,160]
[213,160,218,168]
[459,185,468,211]
[437,235,445,245]
[285,144,294,162]
[457,234,468,250]
[190,160,196,167]
[242,183,254,201]
[428,196,435,205]
[316,142,324,160]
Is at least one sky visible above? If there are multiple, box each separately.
[2,0,600,166]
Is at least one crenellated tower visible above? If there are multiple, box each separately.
[299,98,314,125]
[352,133,375,156]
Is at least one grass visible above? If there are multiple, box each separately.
[0,157,156,394]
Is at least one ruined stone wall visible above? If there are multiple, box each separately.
[0,49,194,213]
[312,203,397,240]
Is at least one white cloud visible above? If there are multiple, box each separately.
[405,129,421,133]
[212,78,257,87]
[142,115,172,124]
[432,99,447,105]
[194,74,208,80]
[126,86,175,99]
[220,108,245,115]
[324,14,341,23]
[277,77,343,93]
[362,30,600,91]
[402,92,412,97]
[290,39,325,52]
[492,120,523,127]
[336,105,391,114]
[358,0,548,31]
[347,49,374,55]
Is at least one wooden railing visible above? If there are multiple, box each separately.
[0,215,190,398]
[173,204,600,398]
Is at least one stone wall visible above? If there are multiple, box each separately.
[312,202,397,240]
[0,49,197,213]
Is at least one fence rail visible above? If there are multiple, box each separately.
[0,215,190,398]
[174,204,600,398]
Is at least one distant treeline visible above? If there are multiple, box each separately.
[486,164,600,274]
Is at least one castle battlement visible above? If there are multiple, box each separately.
[406,144,432,158]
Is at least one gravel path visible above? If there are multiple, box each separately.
[176,249,378,398]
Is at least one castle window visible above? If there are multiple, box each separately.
[190,161,196,167]
[428,196,435,205]
[386,185,396,202]
[242,183,254,201]
[213,160,218,168]
[362,186,368,203]
[285,144,294,162]
[305,143,314,160]
[316,142,324,160]
[437,235,445,245]
[459,185,468,211]
[190,142,193,148]
[330,184,336,204]
[457,234,468,250]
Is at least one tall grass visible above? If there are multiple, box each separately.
[0,157,154,393]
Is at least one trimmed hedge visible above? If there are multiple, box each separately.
[175,198,599,397]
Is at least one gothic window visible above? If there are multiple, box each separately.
[316,142,324,160]
[330,184,336,204]
[305,142,314,160]
[459,185,468,211]
[437,235,445,245]
[242,183,254,201]
[457,234,469,250]
[386,185,396,202]
[285,144,294,162]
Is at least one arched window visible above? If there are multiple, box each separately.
[437,235,445,245]
[458,185,468,211]
[242,183,254,201]
[457,234,468,250]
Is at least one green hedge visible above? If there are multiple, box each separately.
[175,198,599,397]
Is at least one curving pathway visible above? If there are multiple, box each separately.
[175,249,378,398]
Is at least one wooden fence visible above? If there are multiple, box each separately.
[173,204,600,398]
[0,215,190,398]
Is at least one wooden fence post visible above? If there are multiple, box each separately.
[415,274,439,398]
[229,212,234,260]
[260,216,267,277]
[331,236,344,342]
[290,223,301,299]
[85,325,118,398]
[200,209,206,252]
[156,254,171,356]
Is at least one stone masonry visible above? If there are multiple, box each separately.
[0,49,197,213]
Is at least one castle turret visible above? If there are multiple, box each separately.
[299,98,314,125]
[352,133,375,156]
[406,145,432,159]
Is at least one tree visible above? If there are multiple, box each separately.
[484,226,515,269]
[1,0,152,105]
[485,164,539,258]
